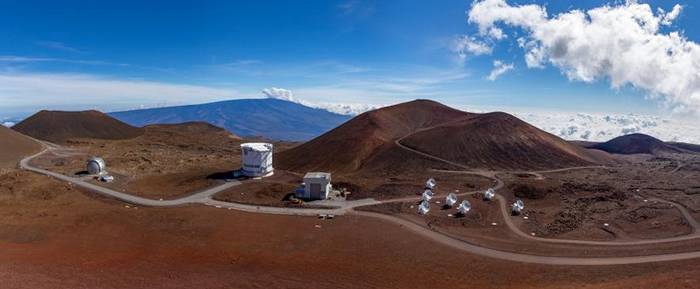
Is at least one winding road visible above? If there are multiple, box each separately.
[19,145,380,216]
[19,138,700,265]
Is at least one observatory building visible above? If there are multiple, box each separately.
[240,143,274,177]
[86,157,106,175]
[302,172,332,200]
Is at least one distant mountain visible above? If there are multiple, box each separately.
[109,98,351,141]
[591,133,683,155]
[13,110,144,144]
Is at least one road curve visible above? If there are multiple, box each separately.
[19,138,700,264]
[19,145,380,216]
[354,210,700,265]
[395,136,700,246]
[383,129,700,264]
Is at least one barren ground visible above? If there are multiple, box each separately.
[3,169,700,289]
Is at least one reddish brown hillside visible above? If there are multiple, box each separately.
[144,121,241,140]
[400,112,607,170]
[276,99,472,173]
[0,126,41,168]
[278,100,613,174]
[12,110,144,144]
[593,133,682,155]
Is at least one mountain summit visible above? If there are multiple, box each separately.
[109,98,351,141]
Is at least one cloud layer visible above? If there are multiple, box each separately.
[0,73,241,113]
[466,0,700,113]
[262,87,378,115]
[518,111,700,144]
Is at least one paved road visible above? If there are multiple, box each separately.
[386,128,700,264]
[20,144,380,216]
[354,210,700,265]
[20,137,700,264]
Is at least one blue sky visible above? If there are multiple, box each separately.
[0,0,698,118]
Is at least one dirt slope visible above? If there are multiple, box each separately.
[276,99,471,173]
[12,110,143,144]
[668,142,700,153]
[593,133,682,155]
[0,126,41,168]
[400,112,607,170]
[278,100,609,173]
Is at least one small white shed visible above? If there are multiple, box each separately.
[240,143,274,177]
[303,172,332,200]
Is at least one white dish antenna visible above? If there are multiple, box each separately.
[421,189,434,202]
[483,188,495,201]
[445,192,457,207]
[512,199,525,215]
[418,201,430,215]
[457,200,471,215]
[425,178,436,190]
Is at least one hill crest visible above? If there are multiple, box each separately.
[13,110,143,144]
[592,133,683,155]
[277,100,606,173]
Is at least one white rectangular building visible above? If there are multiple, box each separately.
[240,143,274,177]
[303,172,332,200]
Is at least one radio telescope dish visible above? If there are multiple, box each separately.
[483,188,495,201]
[425,178,436,190]
[418,201,431,215]
[421,189,434,202]
[457,200,471,215]
[445,192,457,207]
[512,199,525,215]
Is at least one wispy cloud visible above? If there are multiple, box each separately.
[487,60,514,81]
[36,41,82,53]
[0,55,177,74]
[291,68,470,105]
[451,35,493,65]
[338,0,375,17]
[203,59,369,78]
[0,55,128,66]
[0,73,245,113]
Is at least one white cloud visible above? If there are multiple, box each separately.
[0,73,243,112]
[261,86,378,115]
[262,87,296,102]
[518,111,700,144]
[661,4,683,25]
[466,0,700,114]
[452,35,493,64]
[313,102,379,115]
[2,122,14,127]
[487,60,514,81]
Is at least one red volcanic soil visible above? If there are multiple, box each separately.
[401,112,611,170]
[593,133,683,155]
[277,99,471,174]
[12,110,144,144]
[278,100,611,173]
[29,121,253,199]
[0,126,41,168]
[2,171,700,289]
